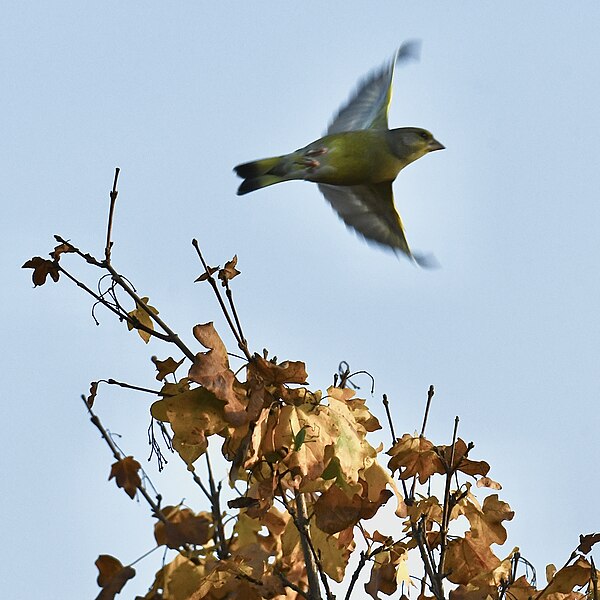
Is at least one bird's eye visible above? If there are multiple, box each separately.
[419,131,429,140]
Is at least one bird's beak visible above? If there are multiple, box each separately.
[428,138,445,152]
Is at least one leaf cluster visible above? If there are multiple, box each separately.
[24,171,599,600]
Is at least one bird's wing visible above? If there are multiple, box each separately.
[326,41,420,135]
[318,181,414,257]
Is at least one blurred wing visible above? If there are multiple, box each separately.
[326,41,420,135]
[318,181,415,259]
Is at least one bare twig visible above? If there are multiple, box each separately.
[102,378,165,396]
[438,416,460,578]
[103,261,196,361]
[382,393,397,444]
[223,280,249,355]
[192,239,252,361]
[81,394,169,527]
[294,492,325,600]
[420,385,435,437]
[105,167,120,263]
[203,451,229,559]
[344,550,368,600]
[275,570,309,599]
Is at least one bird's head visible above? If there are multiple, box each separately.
[388,127,444,165]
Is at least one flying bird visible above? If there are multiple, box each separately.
[234,42,444,265]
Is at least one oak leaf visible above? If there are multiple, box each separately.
[251,354,308,386]
[108,456,141,499]
[444,532,501,584]
[365,548,410,599]
[458,493,514,546]
[218,255,241,284]
[543,557,593,595]
[154,506,212,549]
[310,525,355,582]
[387,434,445,483]
[189,322,248,426]
[50,242,75,260]
[151,386,227,468]
[126,297,158,343]
[326,387,378,485]
[314,482,392,534]
[22,257,60,286]
[95,555,135,600]
[194,264,218,282]
[437,438,490,477]
[577,532,600,554]
[152,355,184,381]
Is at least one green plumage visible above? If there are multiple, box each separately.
[234,42,444,265]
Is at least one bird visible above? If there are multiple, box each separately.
[234,42,444,265]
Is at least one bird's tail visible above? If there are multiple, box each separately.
[234,156,288,195]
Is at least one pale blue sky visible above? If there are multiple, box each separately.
[4,2,599,598]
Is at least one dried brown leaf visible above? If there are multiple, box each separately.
[22,257,60,286]
[189,322,248,426]
[154,506,212,549]
[445,533,501,585]
[387,434,445,483]
[95,555,135,600]
[577,532,600,555]
[108,456,141,499]
[218,255,241,284]
[251,354,308,385]
[194,265,218,282]
[151,386,227,468]
[152,356,185,381]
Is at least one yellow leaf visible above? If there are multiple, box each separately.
[126,296,158,343]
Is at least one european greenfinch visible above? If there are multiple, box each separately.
[234,42,444,265]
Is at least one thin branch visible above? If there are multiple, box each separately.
[382,394,397,444]
[81,395,169,526]
[420,385,435,437]
[438,416,460,578]
[223,280,249,356]
[192,239,253,361]
[105,167,120,263]
[344,550,368,600]
[294,491,325,600]
[205,451,229,559]
[103,261,196,361]
[103,378,166,396]
[275,569,309,599]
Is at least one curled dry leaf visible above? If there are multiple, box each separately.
[251,354,308,386]
[108,456,141,500]
[314,481,392,534]
[126,296,158,344]
[86,381,99,408]
[543,557,594,595]
[152,355,185,381]
[154,506,212,549]
[387,434,445,483]
[577,532,600,555]
[50,241,75,260]
[151,386,227,468]
[437,438,490,477]
[189,322,248,426]
[476,476,502,490]
[95,554,135,600]
[218,255,241,285]
[22,257,60,286]
[194,264,219,283]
